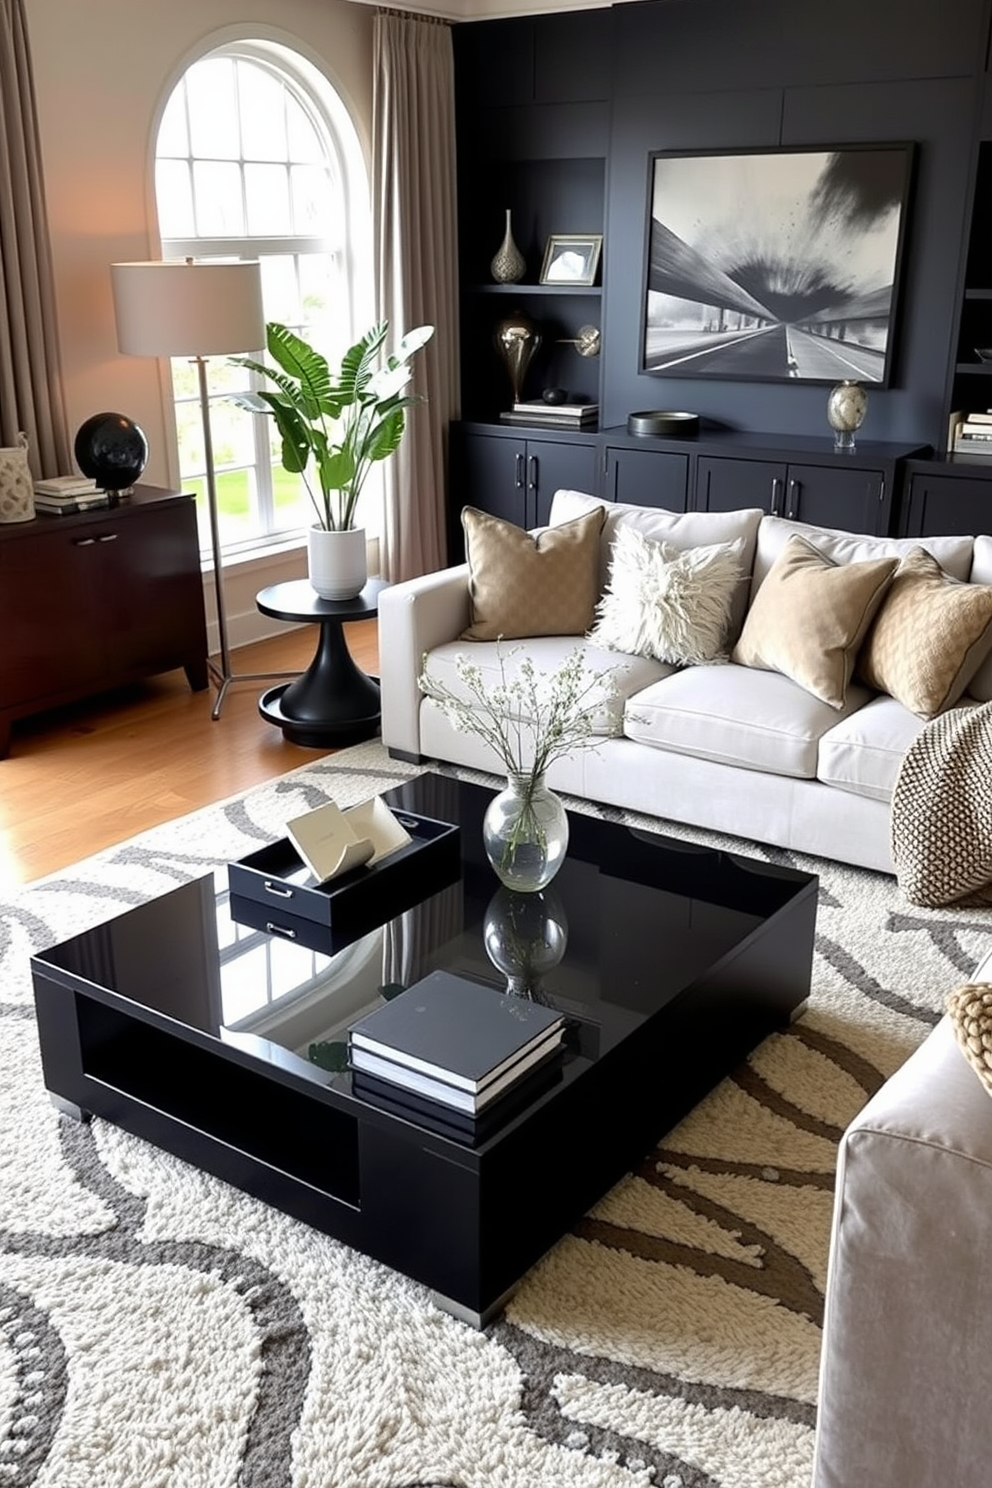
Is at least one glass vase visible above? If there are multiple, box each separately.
[482,772,569,892]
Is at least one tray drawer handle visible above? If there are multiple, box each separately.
[263,880,294,898]
[265,922,297,940]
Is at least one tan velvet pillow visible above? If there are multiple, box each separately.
[460,504,606,641]
[732,533,897,708]
[856,547,992,719]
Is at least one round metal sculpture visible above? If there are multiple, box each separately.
[74,412,149,492]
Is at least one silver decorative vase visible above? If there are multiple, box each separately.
[490,208,526,284]
[493,311,541,405]
[827,380,868,453]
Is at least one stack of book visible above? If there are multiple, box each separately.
[348,969,565,1122]
[33,476,109,515]
[499,399,599,430]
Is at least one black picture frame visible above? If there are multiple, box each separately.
[640,143,915,386]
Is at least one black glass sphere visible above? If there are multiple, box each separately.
[74,412,148,492]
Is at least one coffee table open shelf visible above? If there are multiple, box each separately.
[31,775,817,1326]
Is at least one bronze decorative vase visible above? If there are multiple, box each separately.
[490,208,526,284]
[493,311,541,405]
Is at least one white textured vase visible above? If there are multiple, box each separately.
[307,525,367,601]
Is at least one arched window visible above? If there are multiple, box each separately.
[155,42,372,558]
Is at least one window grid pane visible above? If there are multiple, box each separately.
[157,47,358,558]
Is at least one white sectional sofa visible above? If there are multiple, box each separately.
[379,490,992,875]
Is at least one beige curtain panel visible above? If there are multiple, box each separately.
[374,8,460,583]
[0,0,71,475]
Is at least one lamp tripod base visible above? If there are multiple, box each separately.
[207,657,300,721]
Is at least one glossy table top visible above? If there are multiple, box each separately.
[35,775,816,1140]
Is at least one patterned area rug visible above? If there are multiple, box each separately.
[2,739,991,1488]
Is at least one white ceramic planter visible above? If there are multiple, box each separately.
[307,525,367,601]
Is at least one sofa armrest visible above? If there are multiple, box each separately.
[813,1014,992,1487]
[379,564,471,759]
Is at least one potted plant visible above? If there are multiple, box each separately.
[232,319,434,599]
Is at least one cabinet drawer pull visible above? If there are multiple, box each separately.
[73,537,96,547]
[770,477,782,515]
[527,453,537,490]
[265,922,297,940]
[96,532,119,542]
[786,478,799,520]
[263,880,294,898]
[514,453,524,489]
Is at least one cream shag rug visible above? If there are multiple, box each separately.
[2,739,990,1488]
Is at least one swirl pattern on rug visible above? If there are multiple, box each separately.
[1,739,989,1488]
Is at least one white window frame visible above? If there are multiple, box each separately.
[156,40,373,563]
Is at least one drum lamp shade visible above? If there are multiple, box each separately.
[110,259,265,358]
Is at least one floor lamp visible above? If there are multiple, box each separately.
[111,258,299,719]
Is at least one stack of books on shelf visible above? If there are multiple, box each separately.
[348,969,565,1125]
[499,399,599,430]
[33,476,109,515]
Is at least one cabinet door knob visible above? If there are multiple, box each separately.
[787,478,799,520]
[770,477,783,515]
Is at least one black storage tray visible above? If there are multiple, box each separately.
[227,809,461,943]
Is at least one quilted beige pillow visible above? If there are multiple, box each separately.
[947,984,992,1097]
[460,504,606,641]
[856,547,992,719]
[732,533,897,708]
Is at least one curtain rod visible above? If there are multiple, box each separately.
[376,7,452,24]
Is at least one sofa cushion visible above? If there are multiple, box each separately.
[732,533,897,708]
[622,661,871,778]
[817,694,932,802]
[424,635,672,737]
[750,513,975,601]
[967,535,992,702]
[856,547,992,718]
[588,523,744,664]
[549,488,762,642]
[460,504,605,641]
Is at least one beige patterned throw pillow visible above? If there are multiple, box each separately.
[732,533,897,708]
[857,547,992,718]
[460,504,606,641]
[947,984,992,1097]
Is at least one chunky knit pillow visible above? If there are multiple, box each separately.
[947,983,992,1096]
[588,523,743,665]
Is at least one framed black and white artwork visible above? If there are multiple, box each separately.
[640,144,915,385]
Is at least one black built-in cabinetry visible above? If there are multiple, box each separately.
[450,0,992,546]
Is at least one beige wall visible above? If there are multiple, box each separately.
[23,0,376,649]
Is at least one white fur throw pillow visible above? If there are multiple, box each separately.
[589,523,743,664]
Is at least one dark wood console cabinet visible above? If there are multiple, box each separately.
[0,485,208,756]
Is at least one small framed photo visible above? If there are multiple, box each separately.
[539,234,603,287]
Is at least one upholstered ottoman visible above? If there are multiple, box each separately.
[813,951,992,1486]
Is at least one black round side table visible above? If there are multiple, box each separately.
[255,577,386,748]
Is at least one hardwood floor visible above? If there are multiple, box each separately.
[0,620,379,890]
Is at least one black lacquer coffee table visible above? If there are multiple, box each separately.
[31,775,817,1327]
